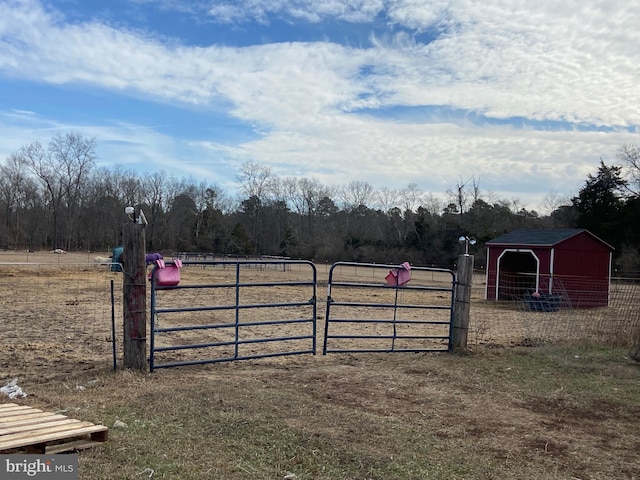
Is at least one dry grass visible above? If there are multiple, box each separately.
[6,346,638,480]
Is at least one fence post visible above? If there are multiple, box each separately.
[451,254,474,352]
[122,222,147,371]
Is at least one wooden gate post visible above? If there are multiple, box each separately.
[122,222,147,371]
[451,254,474,352]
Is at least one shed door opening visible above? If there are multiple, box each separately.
[497,251,537,300]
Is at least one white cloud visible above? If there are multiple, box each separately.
[193,110,633,210]
[0,0,639,212]
[205,0,385,24]
[386,0,451,30]
[2,0,638,126]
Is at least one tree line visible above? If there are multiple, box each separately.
[1,133,639,273]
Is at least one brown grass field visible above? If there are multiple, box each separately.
[1,251,639,479]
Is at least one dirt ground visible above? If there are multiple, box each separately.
[0,250,630,380]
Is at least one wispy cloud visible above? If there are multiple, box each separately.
[2,0,638,125]
[0,0,638,210]
[205,0,387,24]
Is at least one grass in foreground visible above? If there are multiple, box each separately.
[12,344,640,480]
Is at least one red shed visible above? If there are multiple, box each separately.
[485,229,613,308]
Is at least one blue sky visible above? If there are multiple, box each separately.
[1,0,639,212]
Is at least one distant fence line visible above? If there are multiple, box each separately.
[174,253,292,263]
[174,253,293,271]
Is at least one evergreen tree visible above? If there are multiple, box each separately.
[572,160,627,247]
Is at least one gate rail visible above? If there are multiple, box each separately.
[149,260,317,371]
[323,262,456,354]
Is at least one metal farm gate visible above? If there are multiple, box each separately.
[323,262,456,354]
[149,260,317,371]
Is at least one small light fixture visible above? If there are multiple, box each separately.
[125,206,135,222]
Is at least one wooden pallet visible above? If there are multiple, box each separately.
[0,403,108,454]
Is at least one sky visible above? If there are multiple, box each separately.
[0,0,639,213]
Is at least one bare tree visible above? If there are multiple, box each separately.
[399,182,424,213]
[236,162,277,254]
[447,177,473,216]
[0,154,35,247]
[120,172,143,207]
[281,177,303,216]
[421,192,443,216]
[471,176,482,204]
[236,161,276,201]
[617,144,640,195]
[339,180,374,211]
[375,187,399,213]
[19,133,96,250]
[510,197,525,215]
[281,176,335,248]
[541,191,571,215]
[300,178,333,239]
[49,133,97,248]
[141,171,168,249]
[191,180,228,242]
[18,142,57,248]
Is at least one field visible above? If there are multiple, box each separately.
[1,251,639,479]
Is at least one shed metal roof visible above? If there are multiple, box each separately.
[485,228,612,248]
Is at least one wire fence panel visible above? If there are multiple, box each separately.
[0,263,121,382]
[470,273,640,347]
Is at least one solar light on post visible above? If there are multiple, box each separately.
[452,235,475,351]
[125,205,135,221]
[458,235,476,256]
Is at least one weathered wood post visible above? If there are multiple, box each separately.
[451,254,474,352]
[123,222,147,371]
